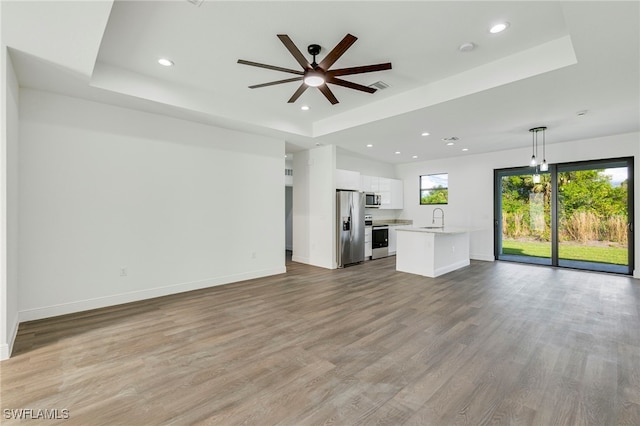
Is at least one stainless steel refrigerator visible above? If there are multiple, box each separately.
[337,190,365,268]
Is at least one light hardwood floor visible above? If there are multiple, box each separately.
[2,257,639,425]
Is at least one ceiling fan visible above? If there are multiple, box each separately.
[237,34,392,105]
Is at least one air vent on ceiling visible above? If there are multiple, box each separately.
[369,81,390,91]
[186,0,204,6]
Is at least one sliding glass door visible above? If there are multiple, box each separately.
[495,158,634,274]
[557,160,633,273]
[495,169,552,265]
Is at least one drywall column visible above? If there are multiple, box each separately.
[292,145,337,269]
[1,42,21,359]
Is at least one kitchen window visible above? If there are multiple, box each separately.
[420,173,448,205]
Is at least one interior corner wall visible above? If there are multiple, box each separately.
[292,145,336,269]
[395,132,640,270]
[0,46,20,360]
[17,89,286,322]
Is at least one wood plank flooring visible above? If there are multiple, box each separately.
[1,257,639,425]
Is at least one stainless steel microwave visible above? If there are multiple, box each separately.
[365,193,381,208]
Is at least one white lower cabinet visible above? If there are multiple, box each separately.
[388,225,397,255]
[365,226,372,258]
[389,225,397,255]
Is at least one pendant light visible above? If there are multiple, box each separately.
[529,126,548,175]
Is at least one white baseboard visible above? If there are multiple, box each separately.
[0,344,8,361]
[471,253,495,262]
[18,267,286,323]
[290,256,333,270]
[434,259,471,277]
[0,313,19,361]
[291,254,309,264]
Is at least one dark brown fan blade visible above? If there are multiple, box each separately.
[277,35,311,70]
[287,83,309,103]
[318,84,339,105]
[238,59,304,75]
[318,34,357,71]
[249,77,303,89]
[328,62,392,77]
[327,77,376,94]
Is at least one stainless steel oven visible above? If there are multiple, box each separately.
[372,225,389,259]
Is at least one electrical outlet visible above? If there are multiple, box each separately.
[120,267,127,277]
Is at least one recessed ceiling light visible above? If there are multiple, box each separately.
[158,58,174,67]
[301,105,310,111]
[446,142,455,146]
[489,22,510,34]
[462,148,469,152]
[395,151,401,155]
[412,155,418,159]
[459,42,475,52]
[421,132,430,136]
[366,144,373,148]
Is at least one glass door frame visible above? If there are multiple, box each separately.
[494,157,634,275]
[494,165,555,266]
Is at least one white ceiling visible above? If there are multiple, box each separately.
[4,1,639,165]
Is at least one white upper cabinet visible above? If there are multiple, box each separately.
[360,175,378,192]
[335,169,361,191]
[389,178,404,209]
[360,174,403,210]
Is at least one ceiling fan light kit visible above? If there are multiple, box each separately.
[238,33,392,105]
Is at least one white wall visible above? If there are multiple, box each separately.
[17,89,286,321]
[1,47,21,358]
[396,132,640,273]
[292,145,336,268]
[285,186,293,251]
[336,147,395,178]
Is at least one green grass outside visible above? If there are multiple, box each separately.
[502,240,628,265]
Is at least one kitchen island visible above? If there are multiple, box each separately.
[395,226,470,278]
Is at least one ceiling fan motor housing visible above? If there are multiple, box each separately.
[307,44,321,56]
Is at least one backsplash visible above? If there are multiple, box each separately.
[365,208,401,221]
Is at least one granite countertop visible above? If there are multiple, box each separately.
[371,219,413,226]
[395,226,470,234]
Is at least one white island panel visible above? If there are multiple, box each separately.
[396,227,470,278]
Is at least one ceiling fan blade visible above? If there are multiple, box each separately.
[287,83,309,103]
[249,77,303,89]
[318,33,357,71]
[328,63,392,77]
[327,77,376,94]
[277,35,311,70]
[238,59,304,75]
[318,84,339,105]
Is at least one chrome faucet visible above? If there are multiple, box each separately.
[432,207,445,228]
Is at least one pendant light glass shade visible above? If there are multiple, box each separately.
[533,173,541,183]
[540,160,548,172]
